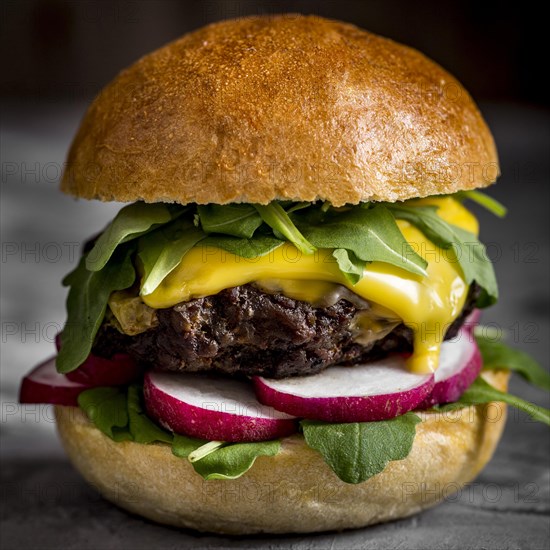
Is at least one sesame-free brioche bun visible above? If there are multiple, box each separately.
[55,370,508,535]
[61,15,498,207]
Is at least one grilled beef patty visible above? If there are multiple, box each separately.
[93,283,480,379]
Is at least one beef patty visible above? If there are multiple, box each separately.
[93,283,480,379]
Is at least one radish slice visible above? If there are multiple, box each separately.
[254,359,434,423]
[144,372,298,442]
[56,333,141,386]
[19,357,89,406]
[419,329,482,408]
[65,353,141,386]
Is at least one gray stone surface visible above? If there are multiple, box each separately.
[1,101,549,549]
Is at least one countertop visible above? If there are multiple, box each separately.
[1,101,549,549]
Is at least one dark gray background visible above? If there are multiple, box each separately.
[1,1,549,549]
[1,0,547,105]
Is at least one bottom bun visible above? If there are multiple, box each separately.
[55,370,509,535]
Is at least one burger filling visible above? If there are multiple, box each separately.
[57,193,502,377]
[66,193,496,378]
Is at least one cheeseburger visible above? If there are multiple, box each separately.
[20,15,550,535]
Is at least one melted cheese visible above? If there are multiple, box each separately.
[142,197,478,374]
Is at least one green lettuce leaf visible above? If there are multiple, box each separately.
[86,202,174,271]
[435,377,550,426]
[187,441,226,461]
[138,219,206,296]
[254,203,316,255]
[451,225,498,307]
[197,204,263,238]
[171,434,207,458]
[190,440,281,480]
[388,204,498,306]
[297,205,428,277]
[332,248,366,284]
[77,387,132,442]
[475,333,550,391]
[127,385,173,444]
[57,246,136,373]
[301,413,421,484]
[455,190,507,218]
[172,434,280,480]
[201,234,284,258]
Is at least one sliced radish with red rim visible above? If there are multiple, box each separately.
[144,372,298,442]
[254,359,435,422]
[65,353,141,386]
[19,357,89,407]
[56,333,141,386]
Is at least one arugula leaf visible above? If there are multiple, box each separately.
[79,384,174,444]
[172,434,208,458]
[452,225,498,307]
[254,203,316,255]
[332,248,365,284]
[455,190,507,218]
[301,413,421,484]
[86,202,174,271]
[138,219,206,296]
[77,387,132,442]
[286,202,312,214]
[127,385,173,444]
[475,333,550,391]
[436,377,550,426]
[190,440,281,480]
[297,205,428,277]
[188,441,226,462]
[201,234,284,258]
[389,204,456,244]
[172,434,280,480]
[389,204,498,306]
[197,204,263,238]
[57,246,136,373]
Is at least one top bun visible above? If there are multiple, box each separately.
[61,15,499,206]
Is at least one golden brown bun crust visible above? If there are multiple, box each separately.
[55,370,509,535]
[61,15,498,206]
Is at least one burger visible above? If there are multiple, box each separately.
[20,15,549,535]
